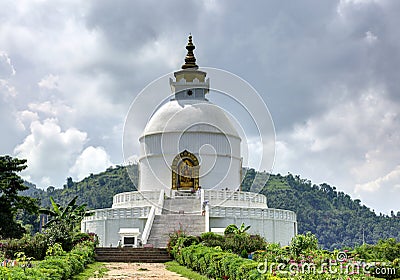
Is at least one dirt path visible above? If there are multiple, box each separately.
[89,262,189,280]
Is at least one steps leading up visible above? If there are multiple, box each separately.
[146,214,205,248]
[162,195,201,214]
[94,247,172,262]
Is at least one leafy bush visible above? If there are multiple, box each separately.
[1,231,96,262]
[167,227,188,253]
[199,230,266,255]
[224,223,251,235]
[171,243,261,280]
[224,224,239,235]
[0,240,95,280]
[46,243,65,257]
[223,233,266,255]
[290,232,319,257]
[43,224,74,252]
[72,232,99,246]
[200,232,224,248]
[1,233,49,260]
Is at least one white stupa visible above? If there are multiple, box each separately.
[82,36,297,248]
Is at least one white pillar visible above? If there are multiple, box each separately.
[205,204,210,232]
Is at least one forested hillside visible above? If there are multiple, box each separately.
[242,169,400,250]
[22,165,400,250]
[22,165,138,210]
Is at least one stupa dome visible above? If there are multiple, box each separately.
[142,99,240,137]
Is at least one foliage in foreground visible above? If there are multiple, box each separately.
[168,224,266,257]
[39,196,93,251]
[165,261,209,280]
[169,231,400,279]
[1,232,97,261]
[0,241,95,280]
[71,262,108,280]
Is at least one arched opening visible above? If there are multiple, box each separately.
[171,150,199,191]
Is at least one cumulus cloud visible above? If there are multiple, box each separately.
[28,101,74,117]
[69,146,113,181]
[14,119,88,187]
[38,74,59,90]
[15,110,39,131]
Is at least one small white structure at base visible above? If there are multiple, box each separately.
[118,228,140,247]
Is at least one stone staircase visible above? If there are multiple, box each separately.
[145,196,205,248]
[162,194,201,214]
[94,247,172,262]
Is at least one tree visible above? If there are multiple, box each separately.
[0,155,38,239]
[40,195,93,250]
[66,177,74,189]
[47,186,55,193]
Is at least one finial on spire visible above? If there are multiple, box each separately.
[181,35,198,69]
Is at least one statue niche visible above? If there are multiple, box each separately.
[171,150,199,191]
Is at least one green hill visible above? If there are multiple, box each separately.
[23,165,400,250]
[22,165,138,210]
[242,169,400,250]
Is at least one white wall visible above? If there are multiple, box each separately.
[139,132,241,193]
[81,207,149,247]
[209,207,297,246]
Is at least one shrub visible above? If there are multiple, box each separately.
[46,243,65,257]
[290,232,318,257]
[200,232,224,247]
[167,227,188,253]
[223,233,266,254]
[1,233,48,260]
[172,243,260,280]
[26,233,49,260]
[1,233,49,260]
[0,240,95,279]
[43,225,74,252]
[72,232,99,246]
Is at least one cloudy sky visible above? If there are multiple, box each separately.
[1,0,399,214]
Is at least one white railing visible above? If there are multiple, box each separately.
[83,206,151,221]
[203,190,267,208]
[141,206,156,244]
[142,189,164,244]
[209,206,296,222]
[112,190,161,208]
[156,189,164,215]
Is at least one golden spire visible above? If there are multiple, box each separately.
[181,35,198,69]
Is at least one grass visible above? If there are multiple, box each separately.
[165,261,209,280]
[71,262,108,280]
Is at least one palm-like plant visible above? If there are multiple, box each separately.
[224,223,251,235]
[237,223,251,234]
[40,196,92,233]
